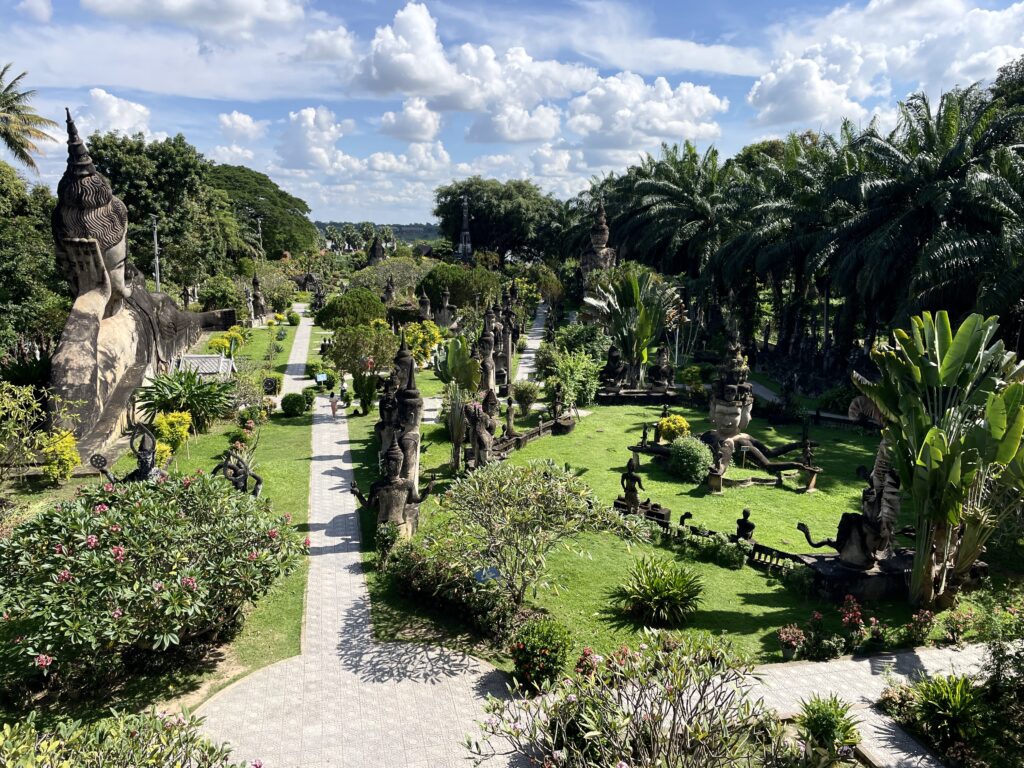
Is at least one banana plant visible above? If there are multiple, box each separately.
[435,336,481,392]
[854,311,1024,607]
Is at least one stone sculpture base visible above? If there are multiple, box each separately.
[613,497,671,529]
[596,388,680,406]
[798,551,913,602]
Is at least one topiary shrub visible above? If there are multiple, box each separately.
[41,430,78,486]
[153,411,192,450]
[657,414,690,442]
[509,617,573,691]
[0,473,305,688]
[0,709,245,767]
[669,436,714,483]
[286,310,301,326]
[280,392,307,417]
[305,361,323,379]
[512,380,540,414]
[320,369,338,391]
[301,386,319,409]
[610,556,704,627]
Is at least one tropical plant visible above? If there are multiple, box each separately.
[854,311,1024,607]
[0,473,304,687]
[911,675,982,753]
[135,369,235,433]
[611,556,704,627]
[0,64,57,171]
[509,616,573,690]
[583,263,678,385]
[794,694,860,766]
[435,336,482,392]
[443,381,470,471]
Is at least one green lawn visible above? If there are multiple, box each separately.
[210,324,297,374]
[349,398,910,664]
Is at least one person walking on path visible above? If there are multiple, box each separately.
[329,391,339,419]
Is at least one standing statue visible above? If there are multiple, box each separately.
[418,289,433,321]
[245,288,255,324]
[49,110,234,456]
[479,310,497,394]
[374,376,399,467]
[251,274,267,320]
[619,458,645,512]
[503,396,518,438]
[465,393,499,468]
[382,275,396,305]
[434,287,457,330]
[351,436,433,538]
[581,200,617,274]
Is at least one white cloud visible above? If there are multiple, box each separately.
[748,56,869,127]
[276,106,360,173]
[302,25,357,61]
[568,73,728,148]
[367,141,451,176]
[218,110,270,142]
[467,103,561,143]
[15,0,51,23]
[380,97,442,142]
[210,144,255,164]
[80,0,304,34]
[78,88,153,137]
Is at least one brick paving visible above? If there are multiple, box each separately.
[753,643,988,768]
[514,302,547,382]
[197,362,509,768]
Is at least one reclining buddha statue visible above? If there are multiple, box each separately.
[49,109,234,456]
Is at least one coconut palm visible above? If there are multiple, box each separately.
[0,64,57,171]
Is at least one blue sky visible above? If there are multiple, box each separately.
[3,0,1023,222]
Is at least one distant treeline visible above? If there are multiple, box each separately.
[315,221,440,243]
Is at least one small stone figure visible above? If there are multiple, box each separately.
[245,288,255,323]
[640,422,650,447]
[251,274,267,320]
[464,398,498,468]
[504,396,518,438]
[599,344,628,388]
[212,450,264,497]
[736,509,756,541]
[434,287,456,329]
[312,277,326,312]
[91,422,168,485]
[653,420,662,444]
[550,382,565,421]
[418,289,432,321]
[620,457,645,511]
[648,343,674,389]
[382,275,396,305]
[351,435,433,537]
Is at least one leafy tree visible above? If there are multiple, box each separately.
[314,288,386,330]
[349,257,435,304]
[854,311,1024,607]
[327,322,399,414]
[417,263,500,309]
[0,64,57,170]
[433,176,559,263]
[198,274,245,316]
[207,164,320,259]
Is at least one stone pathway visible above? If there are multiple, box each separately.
[753,643,988,768]
[514,302,547,382]
[197,399,508,768]
[280,303,312,397]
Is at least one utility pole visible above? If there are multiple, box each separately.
[150,214,161,293]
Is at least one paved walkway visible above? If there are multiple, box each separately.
[197,400,508,768]
[281,303,312,397]
[753,643,988,768]
[514,302,547,382]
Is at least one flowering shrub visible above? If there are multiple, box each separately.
[0,473,305,688]
[0,709,246,767]
[777,624,806,651]
[656,414,690,443]
[509,616,572,690]
[903,610,936,646]
[41,430,78,485]
[469,632,793,767]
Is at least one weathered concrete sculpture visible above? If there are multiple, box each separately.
[465,393,499,469]
[251,274,267,320]
[797,517,882,571]
[367,235,386,266]
[479,309,497,394]
[736,509,756,541]
[619,457,645,511]
[212,450,264,497]
[382,274,396,305]
[648,343,675,390]
[418,289,432,321]
[434,287,457,330]
[49,110,234,458]
[599,345,628,389]
[581,200,616,274]
[351,435,433,538]
[503,396,518,438]
[245,288,255,324]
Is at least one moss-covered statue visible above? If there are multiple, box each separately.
[49,110,233,457]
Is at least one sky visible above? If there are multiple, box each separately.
[3,0,1024,223]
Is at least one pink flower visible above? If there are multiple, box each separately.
[283,513,292,523]
[251,761,264,768]
[247,551,259,561]
[35,654,53,668]
[152,581,164,592]
[267,529,279,540]
[111,545,126,563]
[181,576,197,590]
[103,483,114,492]
[93,503,109,514]
[196,469,205,475]
[54,543,65,555]
[86,534,99,550]
[1,612,9,621]
[182,477,192,488]
[112,608,123,619]
[303,537,311,548]
[109,524,121,533]
[57,570,73,583]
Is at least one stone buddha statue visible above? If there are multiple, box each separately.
[351,435,433,538]
[49,110,233,455]
[599,344,628,389]
[648,343,674,389]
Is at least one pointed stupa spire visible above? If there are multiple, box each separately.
[64,108,98,179]
[590,197,610,249]
[385,433,405,471]
[394,328,418,394]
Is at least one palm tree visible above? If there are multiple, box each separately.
[0,64,57,171]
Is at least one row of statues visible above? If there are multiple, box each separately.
[598,341,675,392]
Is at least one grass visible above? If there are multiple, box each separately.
[747,370,817,410]
[348,396,911,665]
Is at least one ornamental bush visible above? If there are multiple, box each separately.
[286,310,301,326]
[511,380,539,414]
[41,430,78,486]
[610,556,704,627]
[669,435,714,483]
[0,710,245,767]
[301,386,319,409]
[509,616,573,690]
[136,369,234,433]
[657,414,690,442]
[281,392,307,417]
[0,473,305,688]
[314,288,386,330]
[153,411,192,451]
